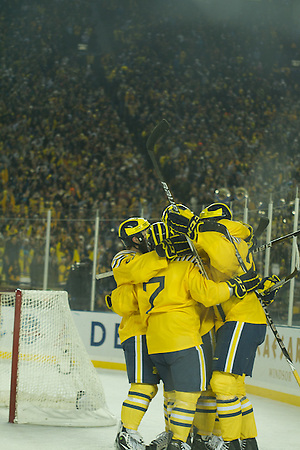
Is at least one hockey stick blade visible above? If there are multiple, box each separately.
[146,120,176,208]
[254,217,269,238]
[146,119,170,151]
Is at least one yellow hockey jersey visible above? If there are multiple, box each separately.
[193,219,267,330]
[110,249,168,343]
[135,256,231,354]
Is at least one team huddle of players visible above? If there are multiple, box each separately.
[106,203,281,450]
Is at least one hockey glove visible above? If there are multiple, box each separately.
[257,274,281,306]
[244,224,258,252]
[155,235,192,260]
[226,267,261,299]
[163,204,193,231]
[167,211,203,240]
[147,221,172,251]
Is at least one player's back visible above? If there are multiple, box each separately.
[136,257,203,354]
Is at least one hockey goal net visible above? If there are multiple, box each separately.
[0,289,116,427]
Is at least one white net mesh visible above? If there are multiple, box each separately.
[0,290,116,427]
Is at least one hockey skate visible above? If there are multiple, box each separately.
[115,422,146,450]
[192,434,221,450]
[147,431,172,449]
[240,438,259,449]
[210,436,224,449]
[215,439,240,450]
[167,439,191,450]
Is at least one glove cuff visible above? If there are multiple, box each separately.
[226,277,247,299]
[187,215,202,240]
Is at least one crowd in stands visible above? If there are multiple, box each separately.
[1,0,300,312]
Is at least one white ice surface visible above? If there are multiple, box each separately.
[0,368,299,449]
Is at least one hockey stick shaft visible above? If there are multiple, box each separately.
[253,229,300,253]
[261,302,300,387]
[262,267,299,294]
[97,122,170,283]
[146,119,177,208]
[95,271,113,280]
[227,230,300,387]
[146,120,208,279]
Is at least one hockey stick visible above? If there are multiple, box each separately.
[259,238,300,386]
[253,217,269,239]
[95,271,113,280]
[260,300,300,387]
[253,228,300,253]
[226,228,300,387]
[146,119,208,278]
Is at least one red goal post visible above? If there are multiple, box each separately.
[0,289,116,427]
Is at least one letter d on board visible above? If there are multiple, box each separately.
[91,321,106,346]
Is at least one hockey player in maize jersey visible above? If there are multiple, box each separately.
[147,224,218,450]
[108,218,197,450]
[133,221,261,450]
[164,203,281,450]
[106,217,168,450]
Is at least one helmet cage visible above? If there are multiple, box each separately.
[118,217,150,252]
